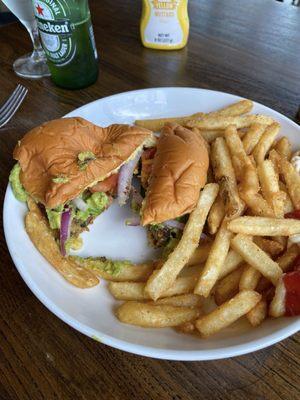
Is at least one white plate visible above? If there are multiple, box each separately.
[4,88,300,361]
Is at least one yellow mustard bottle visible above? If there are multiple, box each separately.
[140,0,189,50]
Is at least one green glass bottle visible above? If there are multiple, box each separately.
[33,0,98,89]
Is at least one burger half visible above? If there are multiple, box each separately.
[127,123,209,251]
[10,117,155,255]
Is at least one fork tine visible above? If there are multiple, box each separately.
[0,85,23,118]
[0,86,28,128]
[0,85,23,120]
[0,91,27,128]
[0,86,27,123]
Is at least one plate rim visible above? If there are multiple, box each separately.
[4,87,300,361]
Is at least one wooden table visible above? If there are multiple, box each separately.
[0,0,299,399]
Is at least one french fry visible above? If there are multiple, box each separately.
[277,244,299,272]
[224,125,249,181]
[239,158,260,196]
[211,137,236,181]
[190,101,255,140]
[219,176,245,218]
[186,114,274,131]
[186,242,212,266]
[135,111,205,132]
[145,183,219,300]
[242,123,266,155]
[151,294,203,308]
[274,136,292,160]
[247,299,267,326]
[117,301,201,328]
[253,237,284,257]
[268,149,282,174]
[207,195,225,234]
[252,123,280,165]
[257,159,286,217]
[195,128,224,143]
[219,250,244,280]
[228,216,300,236]
[269,279,285,317]
[239,158,274,217]
[108,272,199,301]
[194,219,233,297]
[195,290,261,337]
[135,100,253,132]
[70,256,154,282]
[207,99,253,118]
[256,245,299,292]
[194,128,246,144]
[242,192,275,217]
[25,210,99,288]
[239,264,261,291]
[281,158,300,209]
[239,161,275,217]
[279,181,294,214]
[176,321,196,334]
[214,266,244,306]
[231,234,282,285]
[211,138,244,218]
[109,282,148,302]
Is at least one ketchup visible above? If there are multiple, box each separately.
[284,209,300,219]
[283,271,300,316]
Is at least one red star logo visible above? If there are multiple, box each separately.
[36,4,44,16]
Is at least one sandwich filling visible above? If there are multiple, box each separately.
[11,117,154,256]
[127,123,209,249]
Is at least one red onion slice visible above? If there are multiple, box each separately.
[162,220,185,230]
[125,216,141,226]
[118,149,143,206]
[60,209,72,256]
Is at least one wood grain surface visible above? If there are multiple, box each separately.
[0,0,299,399]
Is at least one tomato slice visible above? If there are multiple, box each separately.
[143,147,156,160]
[284,209,300,219]
[283,271,300,316]
[90,174,119,194]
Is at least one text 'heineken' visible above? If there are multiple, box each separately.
[33,0,98,89]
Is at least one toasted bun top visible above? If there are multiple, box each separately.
[14,117,153,209]
[141,124,209,225]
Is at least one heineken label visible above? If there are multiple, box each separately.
[33,0,76,66]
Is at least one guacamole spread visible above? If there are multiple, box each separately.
[9,163,27,202]
[46,205,64,229]
[65,236,83,252]
[52,175,69,184]
[76,192,108,222]
[72,256,132,277]
[78,151,96,170]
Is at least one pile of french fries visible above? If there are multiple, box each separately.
[24,99,300,339]
[114,99,299,337]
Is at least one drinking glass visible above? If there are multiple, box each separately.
[1,0,50,78]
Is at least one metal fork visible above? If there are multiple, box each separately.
[0,84,28,128]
